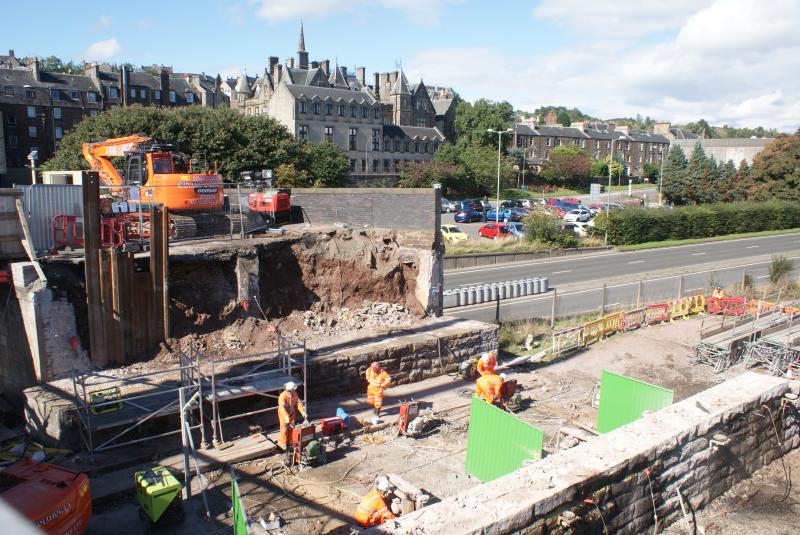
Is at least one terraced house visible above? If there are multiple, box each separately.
[227,24,455,181]
[512,122,672,178]
[0,50,227,185]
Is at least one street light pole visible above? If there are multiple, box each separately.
[658,145,666,206]
[487,128,513,224]
[605,137,616,245]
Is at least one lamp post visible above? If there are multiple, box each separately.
[24,85,57,160]
[487,128,513,223]
[605,137,617,246]
[658,145,667,206]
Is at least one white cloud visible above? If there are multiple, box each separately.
[95,14,111,29]
[83,38,122,62]
[253,0,456,23]
[409,0,800,131]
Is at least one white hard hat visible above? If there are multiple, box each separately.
[500,373,507,381]
[285,381,296,391]
[481,352,490,363]
[376,477,391,493]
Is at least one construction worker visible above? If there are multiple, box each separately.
[366,362,391,424]
[712,286,725,299]
[476,351,497,376]
[475,372,505,406]
[355,477,396,528]
[277,382,307,450]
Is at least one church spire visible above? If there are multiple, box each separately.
[298,21,306,52]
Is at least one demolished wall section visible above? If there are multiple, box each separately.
[374,372,800,535]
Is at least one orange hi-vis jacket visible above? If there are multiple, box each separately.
[477,355,497,376]
[366,368,391,409]
[277,390,305,426]
[712,288,725,299]
[475,373,503,404]
[355,489,396,527]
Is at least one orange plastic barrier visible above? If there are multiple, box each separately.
[707,297,745,315]
[645,303,669,324]
[744,300,777,317]
[782,306,800,318]
[623,308,647,331]
[583,312,624,345]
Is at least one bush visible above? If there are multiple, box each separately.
[523,211,578,247]
[606,201,800,245]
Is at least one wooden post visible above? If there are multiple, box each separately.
[494,294,500,324]
[677,276,684,299]
[82,171,108,367]
[601,283,607,316]
[550,288,558,328]
[741,269,747,292]
[160,206,170,339]
[636,280,643,308]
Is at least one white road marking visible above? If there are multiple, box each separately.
[606,303,621,307]
[552,270,572,274]
[628,260,645,264]
[756,275,769,279]
[746,245,759,249]
[691,253,706,256]
[684,288,702,293]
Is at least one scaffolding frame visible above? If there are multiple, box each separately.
[72,334,307,464]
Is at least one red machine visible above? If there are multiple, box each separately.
[0,460,91,535]
[397,402,420,436]
[247,189,291,224]
[320,417,346,436]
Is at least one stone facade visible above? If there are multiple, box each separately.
[375,372,800,535]
[229,25,454,179]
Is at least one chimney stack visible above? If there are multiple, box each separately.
[121,65,131,106]
[356,67,365,86]
[320,59,330,75]
[286,57,295,69]
[268,56,279,72]
[311,61,319,69]
[373,72,380,96]
[160,68,170,105]
[272,63,283,84]
[30,59,40,82]
[340,66,348,79]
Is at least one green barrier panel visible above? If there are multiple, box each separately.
[231,469,250,535]
[465,396,544,483]
[596,370,674,434]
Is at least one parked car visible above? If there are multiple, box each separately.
[545,197,562,206]
[457,199,483,211]
[506,222,525,239]
[561,197,581,204]
[563,208,592,222]
[441,198,458,213]
[486,208,524,222]
[440,225,468,243]
[500,199,526,209]
[454,209,484,223]
[520,198,544,208]
[478,223,510,239]
[553,201,580,211]
[564,221,591,237]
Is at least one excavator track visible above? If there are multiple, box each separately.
[169,215,198,240]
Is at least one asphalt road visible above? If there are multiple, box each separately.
[442,232,800,323]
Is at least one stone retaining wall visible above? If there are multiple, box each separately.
[372,372,799,534]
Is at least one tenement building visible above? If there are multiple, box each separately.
[0,50,227,185]
[512,122,671,177]
[228,24,453,180]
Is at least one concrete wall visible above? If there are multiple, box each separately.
[672,138,773,167]
[291,187,440,233]
[0,284,37,404]
[374,372,799,534]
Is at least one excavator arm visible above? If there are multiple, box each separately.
[82,135,153,186]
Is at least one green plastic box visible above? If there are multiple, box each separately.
[135,465,182,522]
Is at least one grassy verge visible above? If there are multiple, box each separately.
[500,183,654,199]
[615,228,800,251]
[445,236,604,255]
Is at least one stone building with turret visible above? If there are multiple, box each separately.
[230,24,456,181]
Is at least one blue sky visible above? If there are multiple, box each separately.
[3,0,799,131]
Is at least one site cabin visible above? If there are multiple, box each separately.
[0,460,91,535]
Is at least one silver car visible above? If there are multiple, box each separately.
[441,198,458,213]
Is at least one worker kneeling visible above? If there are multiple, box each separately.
[355,477,396,528]
[475,372,505,407]
[277,382,307,450]
[712,286,725,299]
[477,351,497,376]
[366,362,391,425]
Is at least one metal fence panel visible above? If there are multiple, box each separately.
[20,184,83,254]
[596,370,673,433]
[465,396,543,483]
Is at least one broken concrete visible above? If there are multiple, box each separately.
[373,372,799,534]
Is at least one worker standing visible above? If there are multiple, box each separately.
[355,477,396,528]
[475,372,504,406]
[366,362,391,425]
[277,382,307,450]
[712,286,725,299]
[476,351,497,376]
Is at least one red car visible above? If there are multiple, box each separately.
[561,197,580,204]
[479,223,510,239]
[545,197,562,205]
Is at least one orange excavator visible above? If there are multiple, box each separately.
[81,135,226,240]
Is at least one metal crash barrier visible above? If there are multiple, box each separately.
[442,277,549,308]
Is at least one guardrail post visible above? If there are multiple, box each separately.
[741,269,747,292]
[601,283,607,315]
[494,294,500,324]
[677,275,684,299]
[636,280,643,308]
[550,288,558,328]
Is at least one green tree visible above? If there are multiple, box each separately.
[274,163,311,187]
[661,145,689,204]
[458,142,515,193]
[744,131,800,202]
[41,105,305,180]
[641,163,659,180]
[306,141,349,187]
[40,55,82,74]
[717,160,739,201]
[454,99,514,146]
[540,145,590,185]
[398,160,465,194]
[556,110,572,127]
[590,159,608,177]
[686,142,709,204]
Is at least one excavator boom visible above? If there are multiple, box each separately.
[82,135,153,186]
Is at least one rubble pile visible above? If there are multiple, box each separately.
[302,302,414,336]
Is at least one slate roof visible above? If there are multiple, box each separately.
[235,73,252,95]
[390,70,410,95]
[514,123,670,144]
[432,98,454,116]
[671,127,698,139]
[328,64,349,89]
[286,84,377,104]
[383,125,445,140]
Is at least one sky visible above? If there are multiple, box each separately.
[3,0,799,131]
